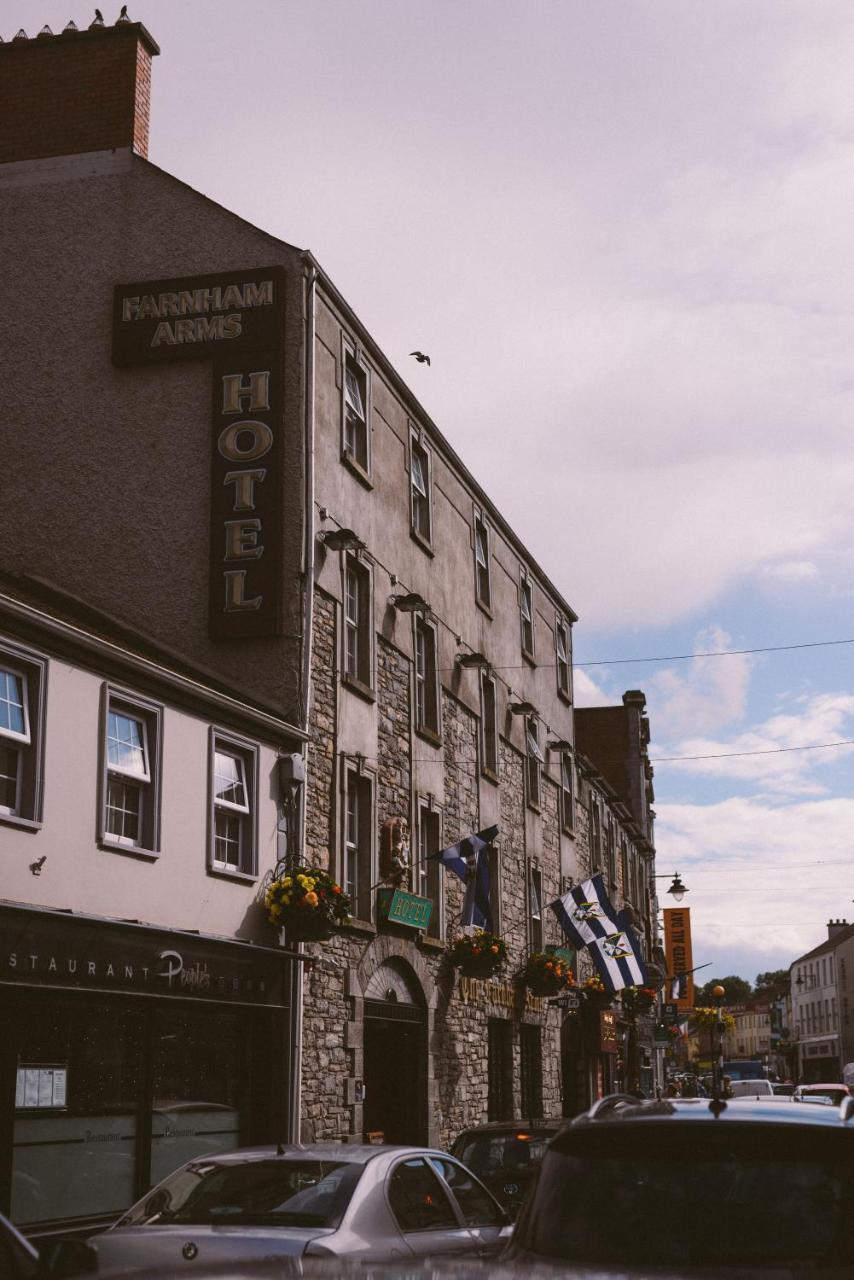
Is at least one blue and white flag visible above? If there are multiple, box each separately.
[430,824,498,931]
[549,873,648,993]
[670,973,687,1001]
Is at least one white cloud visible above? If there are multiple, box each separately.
[646,627,751,738]
[762,561,818,582]
[652,690,854,796]
[572,667,615,707]
[655,794,854,976]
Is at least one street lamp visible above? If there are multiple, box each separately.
[654,872,689,902]
[711,983,726,1099]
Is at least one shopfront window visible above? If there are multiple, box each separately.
[12,1005,141,1226]
[10,998,247,1228]
[150,1008,242,1185]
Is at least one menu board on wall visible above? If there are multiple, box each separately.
[15,1065,68,1110]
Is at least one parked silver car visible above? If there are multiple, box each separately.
[83,1143,511,1270]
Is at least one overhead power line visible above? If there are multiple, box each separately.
[576,637,854,668]
[652,738,854,763]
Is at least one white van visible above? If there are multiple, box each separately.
[729,1078,776,1098]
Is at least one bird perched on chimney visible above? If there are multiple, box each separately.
[117,5,131,21]
[92,8,104,24]
[410,351,431,366]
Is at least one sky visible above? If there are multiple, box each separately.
[6,0,853,985]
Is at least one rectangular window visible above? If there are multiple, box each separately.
[418,802,443,940]
[526,714,542,809]
[414,617,440,738]
[409,434,432,545]
[487,1019,513,1121]
[480,669,498,778]
[555,619,571,701]
[342,352,370,474]
[530,866,544,952]
[606,815,617,886]
[560,752,575,833]
[620,839,629,900]
[487,842,502,935]
[209,730,258,876]
[520,572,534,658]
[588,795,602,869]
[101,688,162,855]
[343,765,374,921]
[0,644,47,827]
[520,1024,543,1120]
[473,515,492,610]
[343,554,373,692]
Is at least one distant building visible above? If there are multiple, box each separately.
[790,919,853,1081]
[722,1004,773,1062]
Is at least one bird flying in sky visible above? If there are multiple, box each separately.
[410,351,431,365]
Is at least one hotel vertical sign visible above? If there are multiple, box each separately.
[112,266,286,639]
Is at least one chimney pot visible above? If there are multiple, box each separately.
[0,20,160,164]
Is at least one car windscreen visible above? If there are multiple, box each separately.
[522,1127,854,1268]
[451,1130,554,1177]
[115,1159,364,1229]
[800,1088,847,1106]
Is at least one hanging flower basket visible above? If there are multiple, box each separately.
[517,951,577,997]
[264,865,351,941]
[621,985,658,1019]
[447,931,507,978]
[690,1006,736,1033]
[581,975,614,1009]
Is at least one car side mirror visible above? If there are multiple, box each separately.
[39,1238,99,1278]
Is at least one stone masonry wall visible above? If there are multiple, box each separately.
[377,636,412,845]
[305,590,336,871]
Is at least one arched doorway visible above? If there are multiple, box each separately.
[363,958,427,1145]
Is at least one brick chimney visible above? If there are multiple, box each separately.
[827,919,849,939]
[0,17,159,165]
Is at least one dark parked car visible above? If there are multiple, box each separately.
[507,1095,854,1273]
[449,1121,561,1218]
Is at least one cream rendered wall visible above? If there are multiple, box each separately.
[1,646,280,943]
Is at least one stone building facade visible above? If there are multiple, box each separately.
[1,14,663,1230]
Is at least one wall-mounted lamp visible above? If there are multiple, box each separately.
[390,592,430,613]
[456,651,490,669]
[29,856,47,876]
[319,528,365,552]
[654,871,689,902]
[508,700,536,715]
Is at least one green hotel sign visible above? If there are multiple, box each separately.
[377,888,433,930]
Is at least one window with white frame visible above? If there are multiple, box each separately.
[343,352,369,473]
[520,571,534,658]
[480,669,498,778]
[343,553,373,691]
[414,616,440,738]
[343,764,374,921]
[560,751,575,833]
[530,866,544,952]
[417,800,443,939]
[0,644,47,827]
[473,515,492,610]
[526,713,543,809]
[102,689,162,854]
[555,618,571,701]
[410,433,432,545]
[209,731,258,875]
